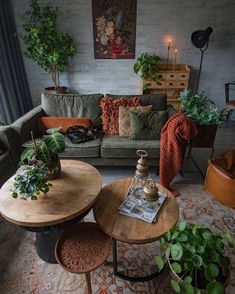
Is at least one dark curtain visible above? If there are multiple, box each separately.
[0,0,33,124]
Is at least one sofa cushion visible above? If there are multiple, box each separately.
[61,137,102,158]
[100,97,140,135]
[101,135,160,159]
[119,105,152,137]
[129,110,168,140]
[105,94,167,111]
[38,117,93,134]
[41,93,103,128]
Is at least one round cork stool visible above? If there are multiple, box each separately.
[55,222,111,294]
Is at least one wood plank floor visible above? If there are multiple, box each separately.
[98,121,235,185]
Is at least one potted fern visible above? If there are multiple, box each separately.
[21,128,65,179]
[156,222,234,294]
[19,0,76,94]
[179,90,229,148]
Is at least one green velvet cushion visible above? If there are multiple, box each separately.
[41,93,103,128]
[101,135,160,158]
[106,94,167,111]
[129,111,168,140]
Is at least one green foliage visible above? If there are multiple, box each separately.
[11,165,51,200]
[19,0,76,88]
[179,89,229,125]
[133,53,161,81]
[156,222,234,293]
[21,128,65,165]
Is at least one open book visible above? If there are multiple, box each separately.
[119,186,167,223]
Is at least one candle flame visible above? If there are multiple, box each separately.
[175,48,178,53]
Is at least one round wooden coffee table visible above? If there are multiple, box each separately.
[93,178,179,282]
[0,160,102,263]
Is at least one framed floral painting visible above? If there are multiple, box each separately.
[92,0,137,59]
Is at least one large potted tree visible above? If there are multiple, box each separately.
[19,0,76,94]
[179,90,229,148]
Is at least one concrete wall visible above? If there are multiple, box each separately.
[12,0,235,107]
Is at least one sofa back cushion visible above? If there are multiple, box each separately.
[38,117,93,134]
[41,93,103,128]
[105,94,167,111]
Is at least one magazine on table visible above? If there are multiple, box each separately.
[119,186,167,223]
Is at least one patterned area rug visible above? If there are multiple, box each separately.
[0,184,234,294]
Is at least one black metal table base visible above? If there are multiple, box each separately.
[21,208,91,264]
[112,238,164,282]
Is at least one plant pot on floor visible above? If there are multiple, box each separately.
[44,87,68,95]
[191,124,217,148]
[168,259,230,294]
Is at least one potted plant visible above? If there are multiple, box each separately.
[179,90,229,148]
[156,221,234,294]
[21,128,65,179]
[11,164,52,200]
[19,0,76,94]
[133,53,161,90]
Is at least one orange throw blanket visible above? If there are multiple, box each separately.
[160,113,198,196]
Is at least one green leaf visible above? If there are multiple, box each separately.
[202,229,212,240]
[156,256,164,271]
[184,276,192,284]
[179,221,187,231]
[170,280,181,293]
[206,281,225,294]
[193,255,203,267]
[171,262,182,274]
[171,231,180,240]
[177,234,188,242]
[180,282,194,294]
[171,243,183,260]
[166,230,171,241]
[195,288,201,294]
[225,231,234,248]
[205,264,219,281]
[166,246,171,259]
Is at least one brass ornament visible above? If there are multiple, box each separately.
[143,179,159,202]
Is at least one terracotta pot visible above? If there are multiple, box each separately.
[168,260,229,293]
[44,86,68,94]
[192,124,217,148]
[46,154,61,180]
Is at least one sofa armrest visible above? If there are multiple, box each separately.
[0,126,20,163]
[11,105,44,142]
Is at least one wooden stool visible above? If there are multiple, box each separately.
[55,222,111,294]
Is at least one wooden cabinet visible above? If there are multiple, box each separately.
[142,64,190,111]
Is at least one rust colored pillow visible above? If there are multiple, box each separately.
[100,97,141,135]
[38,117,93,134]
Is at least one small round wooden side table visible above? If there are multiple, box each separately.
[55,222,111,294]
[93,178,179,282]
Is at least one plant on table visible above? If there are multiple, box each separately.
[11,164,52,200]
[19,0,76,92]
[133,53,161,89]
[156,221,234,294]
[179,90,229,125]
[21,128,65,178]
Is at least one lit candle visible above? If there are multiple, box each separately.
[173,48,178,69]
[166,39,171,69]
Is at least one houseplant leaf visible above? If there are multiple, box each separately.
[206,281,225,294]
[156,256,164,271]
[171,243,183,260]
[171,262,182,274]
[170,280,181,293]
[205,264,219,281]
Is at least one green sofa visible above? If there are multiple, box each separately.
[11,93,175,167]
[0,126,18,186]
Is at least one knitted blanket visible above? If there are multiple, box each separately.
[160,113,198,196]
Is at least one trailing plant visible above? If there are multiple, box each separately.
[19,0,76,89]
[21,128,65,165]
[179,90,229,125]
[133,53,161,82]
[156,221,234,294]
[11,164,52,200]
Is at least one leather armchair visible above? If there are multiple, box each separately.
[204,149,235,208]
